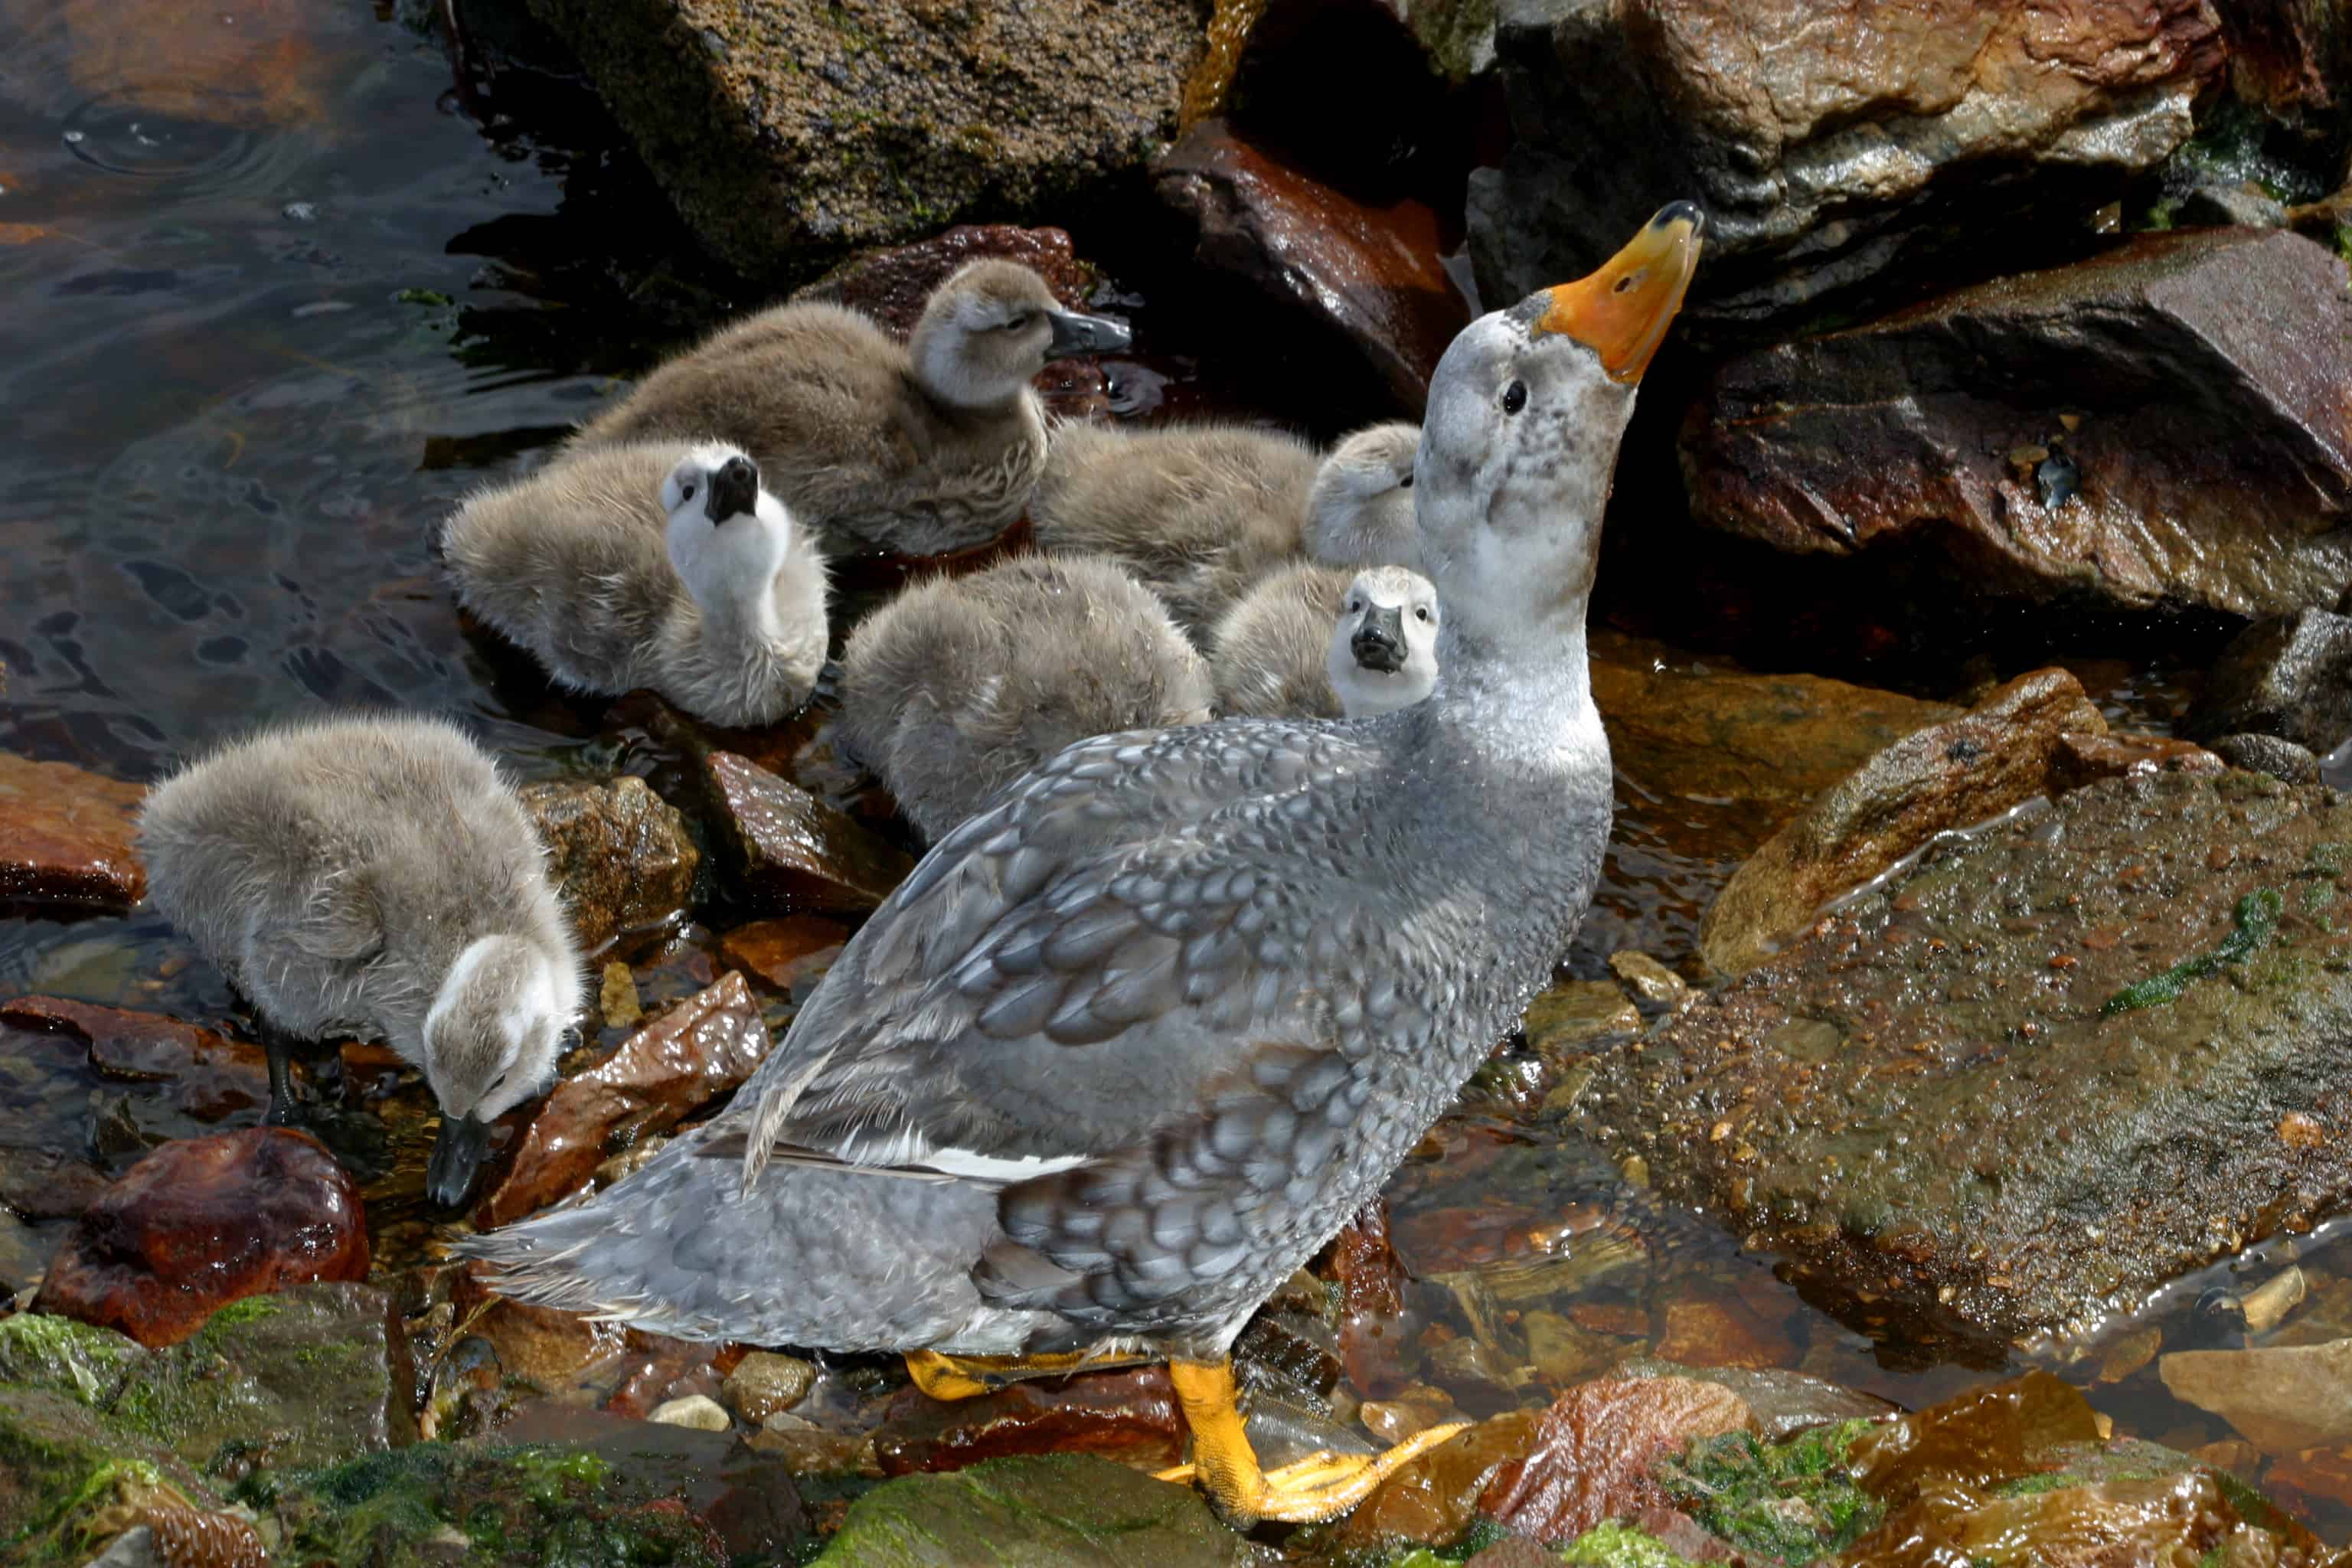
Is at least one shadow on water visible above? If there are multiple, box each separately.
[0,0,2346,1545]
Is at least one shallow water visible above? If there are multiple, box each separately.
[1,0,2347,1548]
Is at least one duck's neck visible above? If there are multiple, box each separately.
[1422,612,1600,776]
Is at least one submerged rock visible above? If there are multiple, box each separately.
[3,996,270,1127]
[1681,229,2352,617]
[36,1128,368,1348]
[2184,607,2352,754]
[517,0,1206,277]
[718,914,850,994]
[1700,669,2107,977]
[814,1453,1250,1566]
[1468,0,2223,331]
[476,971,769,1227]
[704,751,914,916]
[874,1366,1183,1476]
[0,751,146,910]
[1154,119,1471,414]
[518,775,700,952]
[2160,1336,2352,1455]
[1476,1377,1753,1545]
[1592,770,2352,1347]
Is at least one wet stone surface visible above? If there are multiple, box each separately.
[703,750,916,916]
[518,774,701,952]
[0,753,147,912]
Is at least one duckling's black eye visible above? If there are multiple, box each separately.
[1415,606,1431,622]
[681,483,697,501]
[1501,381,1527,416]
[1348,599,1363,612]
[1396,473,1413,488]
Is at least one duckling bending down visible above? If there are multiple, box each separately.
[462,204,1705,1527]
[443,440,829,728]
[1303,421,1424,573]
[139,714,587,1207]
[1211,562,1440,720]
[838,554,1214,843]
[569,260,1132,558]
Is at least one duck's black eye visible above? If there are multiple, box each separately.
[1415,606,1431,622]
[1501,381,1527,415]
[1396,473,1413,488]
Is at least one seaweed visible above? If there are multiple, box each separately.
[2099,888,2282,1015]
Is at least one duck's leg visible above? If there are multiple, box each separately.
[1155,1359,1468,1527]
[903,1346,1154,1402]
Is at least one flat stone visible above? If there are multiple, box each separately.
[0,1142,117,1223]
[704,751,915,916]
[874,1366,1182,1477]
[1322,1200,1416,1400]
[518,775,700,952]
[649,1393,733,1432]
[1700,668,2108,977]
[1680,230,2352,616]
[2048,732,2225,792]
[476,971,770,1227]
[2,996,269,1125]
[1154,118,1470,414]
[1477,1377,1753,1545]
[719,915,851,993]
[815,1453,1253,1566]
[0,751,146,910]
[34,1128,368,1348]
[1591,770,2352,1347]
[1338,1408,1541,1550]
[2161,1337,2352,1455]
[2184,608,2352,753]
[1615,1357,1896,1442]
[1470,0,2223,332]
[517,0,1207,277]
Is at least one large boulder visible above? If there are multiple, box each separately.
[1587,769,2352,1349]
[517,0,1209,279]
[1468,0,2225,332]
[2184,607,2352,754]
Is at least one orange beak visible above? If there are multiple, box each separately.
[1527,201,1704,384]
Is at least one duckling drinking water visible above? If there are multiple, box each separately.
[837,554,1214,842]
[442,439,829,728]
[1210,561,1440,720]
[138,714,586,1206]
[569,260,1131,557]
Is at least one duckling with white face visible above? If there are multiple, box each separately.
[138,714,587,1206]
[1208,561,1439,720]
[570,260,1131,557]
[443,439,829,728]
[1328,565,1440,716]
[1304,422,1423,573]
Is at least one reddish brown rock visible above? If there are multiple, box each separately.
[1324,1200,1416,1399]
[476,972,769,1227]
[874,1366,1183,1475]
[0,751,146,910]
[35,1127,368,1348]
[0,1143,113,1222]
[1338,1408,1542,1549]
[1477,1377,1753,1544]
[718,916,850,993]
[1681,229,2352,616]
[704,752,915,916]
[518,776,700,952]
[1155,119,1469,414]
[2049,732,2224,792]
[3,996,269,1123]
[1651,1298,1798,1373]
[1700,668,2108,976]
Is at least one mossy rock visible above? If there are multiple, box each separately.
[0,1386,223,1563]
[814,1453,1254,1567]
[1658,1419,1884,1566]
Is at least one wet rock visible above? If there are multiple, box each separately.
[750,1411,883,1477]
[2184,608,2352,753]
[1154,118,1470,414]
[650,1393,732,1432]
[2225,2,2352,165]
[1592,770,2352,1347]
[0,1385,226,1566]
[476,971,769,1227]
[1337,1408,1541,1549]
[518,775,700,952]
[36,1128,368,1348]
[874,1366,1183,1476]
[817,1453,1250,1566]
[1700,669,2106,977]
[1521,982,1642,1064]
[1478,1377,1752,1545]
[1361,1382,1460,1445]
[724,1351,817,1424]
[719,914,851,993]
[1681,230,2352,616]
[2047,731,2224,792]
[1616,1357,1896,1442]
[1324,1200,1417,1399]
[704,751,914,916]
[2160,1336,2352,1454]
[1469,0,2223,332]
[2177,178,2289,227]
[2210,732,2323,783]
[518,0,1205,278]
[3,996,270,1125]
[599,960,643,1030]
[0,1143,117,1223]
[0,751,146,910]
[1651,1298,1796,1373]
[1608,952,1688,1009]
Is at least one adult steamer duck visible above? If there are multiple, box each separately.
[463,204,1704,1526]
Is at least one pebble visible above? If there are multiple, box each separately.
[648,1393,733,1432]
[724,1351,818,1424]
[1608,950,1690,1007]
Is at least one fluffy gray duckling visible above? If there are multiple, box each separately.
[443,439,829,727]
[139,714,587,1206]
[463,203,1705,1526]
[1210,562,1440,720]
[837,553,1214,843]
[568,260,1131,557]
[1302,421,1424,573]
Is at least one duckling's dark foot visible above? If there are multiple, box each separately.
[257,1019,312,1127]
[903,1346,1152,1402]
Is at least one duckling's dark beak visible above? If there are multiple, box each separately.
[1524,201,1705,384]
[426,1112,495,1207]
[1352,606,1406,673]
[705,455,761,524]
[1044,308,1132,359]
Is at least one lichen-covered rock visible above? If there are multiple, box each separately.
[35,1128,369,1348]
[704,750,915,915]
[518,775,700,952]
[1680,229,2352,616]
[1469,0,2224,331]
[2184,607,2352,754]
[1592,770,2352,1347]
[813,1453,1251,1566]
[0,752,146,910]
[516,0,1208,279]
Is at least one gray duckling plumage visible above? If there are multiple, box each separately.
[462,204,1706,1526]
[138,714,587,1205]
[1303,421,1424,573]
[1210,561,1440,720]
[568,260,1130,557]
[837,553,1214,844]
[442,440,830,728]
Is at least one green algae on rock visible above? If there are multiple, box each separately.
[812,1453,1254,1567]
[2102,887,2285,1014]
[1587,770,2352,1348]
